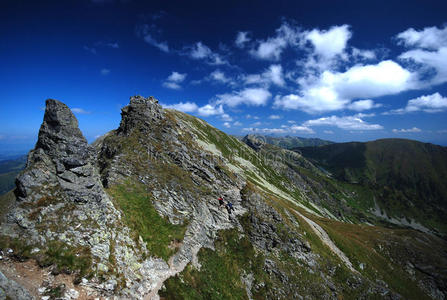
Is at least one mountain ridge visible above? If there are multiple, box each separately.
[0,96,446,299]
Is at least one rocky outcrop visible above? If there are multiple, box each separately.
[15,99,102,204]
[118,95,165,136]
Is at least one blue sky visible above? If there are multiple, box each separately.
[1,0,447,153]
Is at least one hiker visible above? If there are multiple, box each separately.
[225,201,234,214]
[218,197,224,207]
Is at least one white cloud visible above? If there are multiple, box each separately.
[216,87,271,107]
[197,104,224,117]
[221,113,233,121]
[250,23,301,60]
[323,130,334,134]
[347,99,382,111]
[305,24,351,61]
[163,101,198,113]
[162,82,181,90]
[386,92,447,114]
[289,125,315,134]
[303,115,383,130]
[268,115,281,120]
[242,124,314,135]
[397,25,447,86]
[392,127,421,133]
[235,31,251,48]
[352,48,376,60]
[100,68,110,75]
[167,71,187,83]
[263,64,285,86]
[397,26,447,50]
[252,121,262,127]
[233,121,242,126]
[399,47,447,85]
[223,122,231,128]
[274,60,415,113]
[163,71,187,90]
[243,64,285,87]
[189,42,227,65]
[143,34,169,53]
[71,108,91,114]
[210,70,231,83]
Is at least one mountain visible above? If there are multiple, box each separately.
[235,134,333,149]
[0,97,446,299]
[0,155,26,195]
[295,139,447,235]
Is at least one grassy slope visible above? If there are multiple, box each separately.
[106,180,187,261]
[296,139,447,233]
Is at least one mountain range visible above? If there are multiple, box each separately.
[0,96,446,299]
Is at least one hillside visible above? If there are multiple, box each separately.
[295,139,447,235]
[235,134,333,149]
[0,97,446,299]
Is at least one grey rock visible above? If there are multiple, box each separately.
[0,271,34,300]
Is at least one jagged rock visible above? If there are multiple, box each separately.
[118,95,165,135]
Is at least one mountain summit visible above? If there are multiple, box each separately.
[0,96,446,299]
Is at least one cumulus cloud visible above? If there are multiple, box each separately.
[347,99,382,111]
[305,24,351,61]
[210,70,231,84]
[397,26,447,49]
[268,115,281,119]
[397,25,447,86]
[386,92,447,114]
[392,127,421,133]
[197,104,224,117]
[233,121,242,126]
[243,64,285,87]
[274,60,415,113]
[71,108,91,114]
[163,101,198,112]
[216,87,271,107]
[167,71,186,82]
[223,122,231,128]
[163,71,187,90]
[250,23,301,60]
[188,42,227,65]
[235,31,251,48]
[303,115,383,130]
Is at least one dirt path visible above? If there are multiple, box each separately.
[294,210,358,273]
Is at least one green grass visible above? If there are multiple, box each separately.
[107,180,187,261]
[160,228,265,300]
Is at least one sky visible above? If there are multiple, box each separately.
[1,0,447,154]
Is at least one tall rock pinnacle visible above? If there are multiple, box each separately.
[15,99,102,203]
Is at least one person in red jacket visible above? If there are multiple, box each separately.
[218,197,224,207]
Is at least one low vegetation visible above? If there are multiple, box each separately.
[107,180,187,261]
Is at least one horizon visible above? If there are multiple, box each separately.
[1,0,447,153]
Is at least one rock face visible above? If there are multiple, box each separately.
[16,99,102,204]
